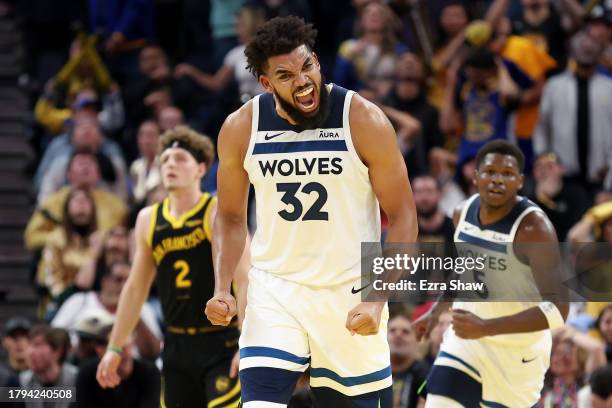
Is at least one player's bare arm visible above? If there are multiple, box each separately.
[97,206,157,388]
[208,198,251,378]
[351,94,418,259]
[232,234,251,329]
[345,94,418,336]
[207,198,251,328]
[452,210,569,339]
[206,101,252,326]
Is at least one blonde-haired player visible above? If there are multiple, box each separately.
[97,126,249,408]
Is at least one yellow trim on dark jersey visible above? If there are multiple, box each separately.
[161,193,210,229]
[203,195,217,241]
[160,376,167,408]
[166,322,238,335]
[208,380,241,408]
[147,203,160,248]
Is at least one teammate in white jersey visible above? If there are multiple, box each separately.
[205,16,417,407]
[414,141,569,408]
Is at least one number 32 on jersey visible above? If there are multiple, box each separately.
[276,182,328,221]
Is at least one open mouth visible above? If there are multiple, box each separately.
[294,85,317,111]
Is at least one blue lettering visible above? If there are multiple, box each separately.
[259,160,277,176]
[318,157,330,175]
[331,157,343,174]
[278,160,293,176]
[258,158,344,177]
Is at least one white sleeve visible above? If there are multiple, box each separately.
[99,92,125,133]
[223,47,240,69]
[140,303,163,339]
[533,82,552,154]
[51,293,85,331]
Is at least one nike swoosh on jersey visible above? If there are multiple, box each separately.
[521,356,537,363]
[264,132,285,141]
[351,282,371,294]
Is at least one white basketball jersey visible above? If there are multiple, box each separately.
[453,194,551,347]
[243,84,381,287]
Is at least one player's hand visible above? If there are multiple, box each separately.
[174,63,196,78]
[345,302,384,336]
[205,292,237,326]
[229,350,240,379]
[89,231,105,256]
[104,32,125,55]
[96,351,122,388]
[452,309,491,339]
[413,311,437,342]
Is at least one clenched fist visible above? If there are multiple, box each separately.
[346,302,385,336]
[452,309,492,339]
[205,292,237,326]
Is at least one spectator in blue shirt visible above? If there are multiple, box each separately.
[441,47,520,171]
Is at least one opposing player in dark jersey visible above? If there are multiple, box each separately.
[97,126,250,408]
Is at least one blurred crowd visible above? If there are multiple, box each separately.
[0,0,611,406]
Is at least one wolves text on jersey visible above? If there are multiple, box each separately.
[258,157,343,177]
[456,247,508,271]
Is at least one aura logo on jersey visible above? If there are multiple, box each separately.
[258,157,343,177]
[318,130,340,138]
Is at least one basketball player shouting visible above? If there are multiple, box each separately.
[206,16,418,408]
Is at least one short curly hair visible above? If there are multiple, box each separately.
[245,16,318,78]
[475,140,525,173]
[159,125,215,168]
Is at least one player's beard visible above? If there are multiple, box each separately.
[273,75,330,130]
[419,205,438,219]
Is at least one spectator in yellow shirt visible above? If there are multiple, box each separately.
[25,150,126,252]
